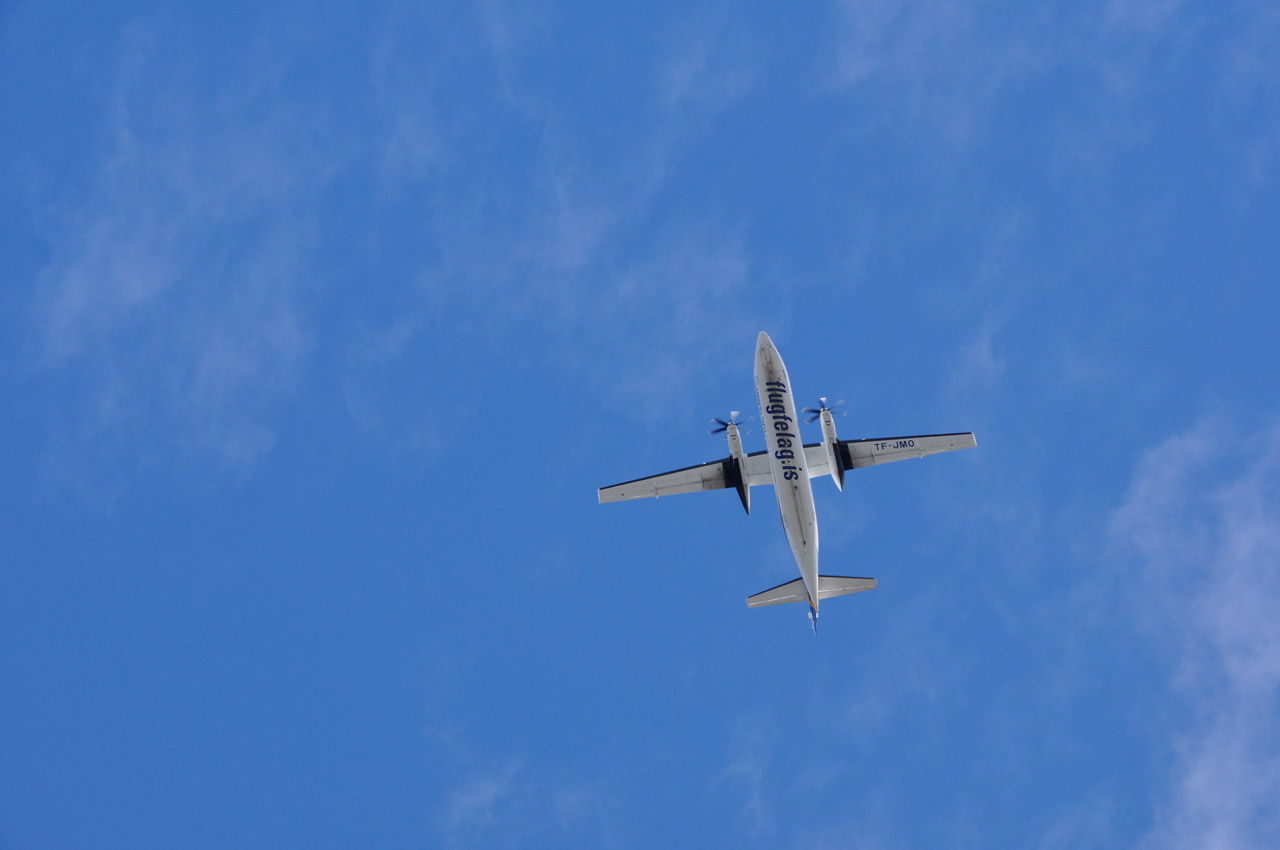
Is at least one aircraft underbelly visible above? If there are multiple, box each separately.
[779,478,819,583]
[754,335,820,600]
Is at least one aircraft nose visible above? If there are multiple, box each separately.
[757,331,773,350]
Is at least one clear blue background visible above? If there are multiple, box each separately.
[4,2,1279,847]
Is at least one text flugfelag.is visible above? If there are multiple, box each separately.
[764,380,801,481]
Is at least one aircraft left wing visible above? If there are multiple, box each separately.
[599,452,772,503]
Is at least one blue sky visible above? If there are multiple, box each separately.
[3,1,1279,847]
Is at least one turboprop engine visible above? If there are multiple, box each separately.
[803,398,846,491]
[710,412,751,514]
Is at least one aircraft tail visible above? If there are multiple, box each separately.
[746,575,877,608]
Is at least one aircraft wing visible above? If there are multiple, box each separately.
[804,432,977,477]
[599,451,773,503]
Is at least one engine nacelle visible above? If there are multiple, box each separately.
[723,422,751,514]
[818,408,844,491]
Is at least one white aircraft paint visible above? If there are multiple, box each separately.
[753,332,821,622]
[598,332,977,630]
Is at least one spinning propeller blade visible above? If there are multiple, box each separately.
[709,411,743,435]
[802,397,845,423]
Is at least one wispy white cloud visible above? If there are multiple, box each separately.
[657,8,757,112]
[718,712,775,837]
[953,317,1006,388]
[944,212,1024,394]
[443,757,526,838]
[1222,2,1280,188]
[1103,0,1187,35]
[1112,417,1280,850]
[433,750,616,848]
[340,312,442,462]
[555,224,778,428]
[30,20,330,488]
[827,0,1052,145]
[361,4,770,430]
[1036,795,1117,850]
[827,0,1276,167]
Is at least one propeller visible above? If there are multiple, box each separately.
[802,397,845,424]
[709,411,743,434]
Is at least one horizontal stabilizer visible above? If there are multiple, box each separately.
[746,575,877,608]
[747,577,809,607]
[816,575,878,599]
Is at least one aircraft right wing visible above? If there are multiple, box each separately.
[804,432,977,477]
[838,432,977,469]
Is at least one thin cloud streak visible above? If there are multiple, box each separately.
[434,753,617,848]
[29,22,328,487]
[361,4,770,429]
[1113,418,1280,850]
[718,712,775,838]
[827,0,1277,164]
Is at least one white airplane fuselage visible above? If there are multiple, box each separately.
[598,331,978,628]
[753,332,820,618]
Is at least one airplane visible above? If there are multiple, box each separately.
[598,331,977,632]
